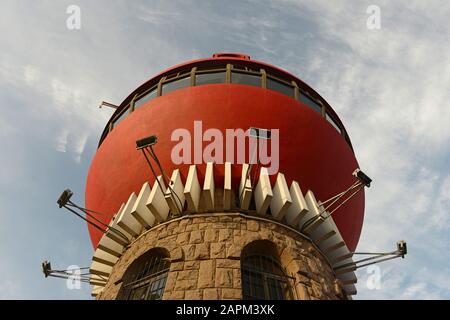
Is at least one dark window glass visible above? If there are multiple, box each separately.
[326,113,342,134]
[196,72,225,86]
[112,107,129,128]
[267,77,295,98]
[241,255,293,300]
[231,72,261,87]
[134,89,157,110]
[122,252,170,300]
[162,77,190,95]
[300,92,322,114]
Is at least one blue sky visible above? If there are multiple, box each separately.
[0,0,449,299]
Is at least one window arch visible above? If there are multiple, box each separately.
[241,240,294,300]
[119,248,170,300]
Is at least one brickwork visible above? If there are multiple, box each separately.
[96,213,346,300]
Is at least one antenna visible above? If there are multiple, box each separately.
[99,101,119,109]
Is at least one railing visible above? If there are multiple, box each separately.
[99,63,350,147]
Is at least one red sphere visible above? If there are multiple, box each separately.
[85,54,364,251]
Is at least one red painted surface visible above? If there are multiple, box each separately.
[85,84,364,251]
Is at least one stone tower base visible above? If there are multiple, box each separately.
[96,213,346,300]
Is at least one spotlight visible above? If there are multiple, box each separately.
[353,169,372,187]
[57,189,73,208]
[136,135,158,150]
[249,127,271,140]
[42,260,51,278]
[397,240,407,258]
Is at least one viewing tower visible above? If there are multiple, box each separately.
[86,53,366,300]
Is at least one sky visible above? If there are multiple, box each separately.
[0,0,449,299]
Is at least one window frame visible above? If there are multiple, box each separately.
[266,75,296,99]
[230,69,263,87]
[120,251,171,301]
[241,254,295,300]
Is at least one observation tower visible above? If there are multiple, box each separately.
[76,53,380,299]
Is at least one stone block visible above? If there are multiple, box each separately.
[215,268,233,288]
[185,289,202,300]
[190,230,203,244]
[222,288,241,299]
[198,260,215,288]
[194,243,210,260]
[211,242,226,259]
[203,288,220,300]
[204,229,218,242]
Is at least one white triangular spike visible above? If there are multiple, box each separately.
[90,260,113,277]
[146,176,169,222]
[184,165,201,212]
[91,285,104,296]
[313,215,351,262]
[97,234,124,258]
[239,163,252,210]
[131,182,155,228]
[298,190,326,234]
[254,167,273,215]
[223,162,232,210]
[285,181,309,227]
[105,203,132,246]
[307,214,342,248]
[203,162,215,210]
[92,248,119,267]
[165,169,185,215]
[343,283,357,296]
[90,275,107,287]
[337,270,357,285]
[270,172,292,221]
[116,193,142,237]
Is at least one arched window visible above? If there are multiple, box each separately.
[119,248,170,300]
[241,240,294,300]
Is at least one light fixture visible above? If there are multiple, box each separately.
[56,189,129,243]
[57,189,73,208]
[136,134,184,216]
[136,135,158,150]
[300,168,371,232]
[353,168,372,187]
[41,260,98,284]
[335,240,408,271]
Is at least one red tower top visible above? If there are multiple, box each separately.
[86,53,364,251]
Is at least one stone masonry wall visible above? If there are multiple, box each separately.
[96,213,346,300]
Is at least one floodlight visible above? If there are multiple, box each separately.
[353,169,372,187]
[136,134,183,215]
[57,189,73,208]
[42,260,51,278]
[397,240,407,258]
[136,135,158,150]
[249,127,271,140]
